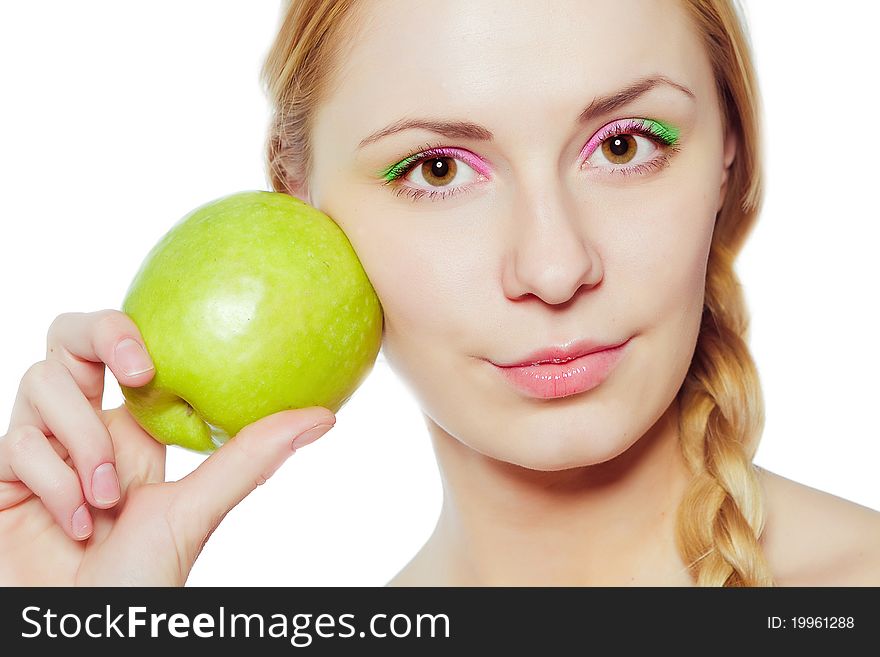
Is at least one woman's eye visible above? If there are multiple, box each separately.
[404,156,480,189]
[585,133,660,170]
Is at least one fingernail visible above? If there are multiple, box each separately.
[92,462,121,505]
[115,338,154,376]
[72,503,92,540]
[292,422,334,451]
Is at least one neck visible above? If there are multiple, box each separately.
[413,396,695,586]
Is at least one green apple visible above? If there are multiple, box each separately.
[119,190,383,453]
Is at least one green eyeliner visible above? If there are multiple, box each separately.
[379,159,409,182]
[643,118,680,144]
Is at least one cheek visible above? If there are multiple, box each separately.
[613,175,717,329]
[606,175,717,404]
[351,218,483,347]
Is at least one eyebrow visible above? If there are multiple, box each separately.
[356,74,696,150]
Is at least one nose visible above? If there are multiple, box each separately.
[502,182,603,305]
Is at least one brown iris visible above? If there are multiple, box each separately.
[601,134,637,164]
[420,158,457,186]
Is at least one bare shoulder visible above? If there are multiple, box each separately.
[756,466,880,586]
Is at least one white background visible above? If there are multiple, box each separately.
[0,1,877,586]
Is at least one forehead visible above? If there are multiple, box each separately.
[319,0,712,148]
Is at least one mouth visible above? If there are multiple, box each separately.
[487,337,632,400]
[491,337,631,368]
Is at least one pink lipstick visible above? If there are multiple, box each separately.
[488,337,631,399]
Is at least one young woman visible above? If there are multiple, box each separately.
[2,0,878,586]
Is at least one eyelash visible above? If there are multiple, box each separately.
[381,119,682,203]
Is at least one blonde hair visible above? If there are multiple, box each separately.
[261,0,774,586]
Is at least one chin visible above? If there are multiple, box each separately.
[482,419,639,472]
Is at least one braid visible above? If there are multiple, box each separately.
[674,244,775,586]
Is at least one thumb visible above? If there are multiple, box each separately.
[168,407,336,558]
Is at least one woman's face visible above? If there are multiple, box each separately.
[306,0,735,470]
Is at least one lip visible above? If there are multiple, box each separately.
[492,337,630,368]
[488,337,632,400]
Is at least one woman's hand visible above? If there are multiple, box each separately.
[0,309,336,585]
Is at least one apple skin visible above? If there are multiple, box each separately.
[119,190,383,453]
